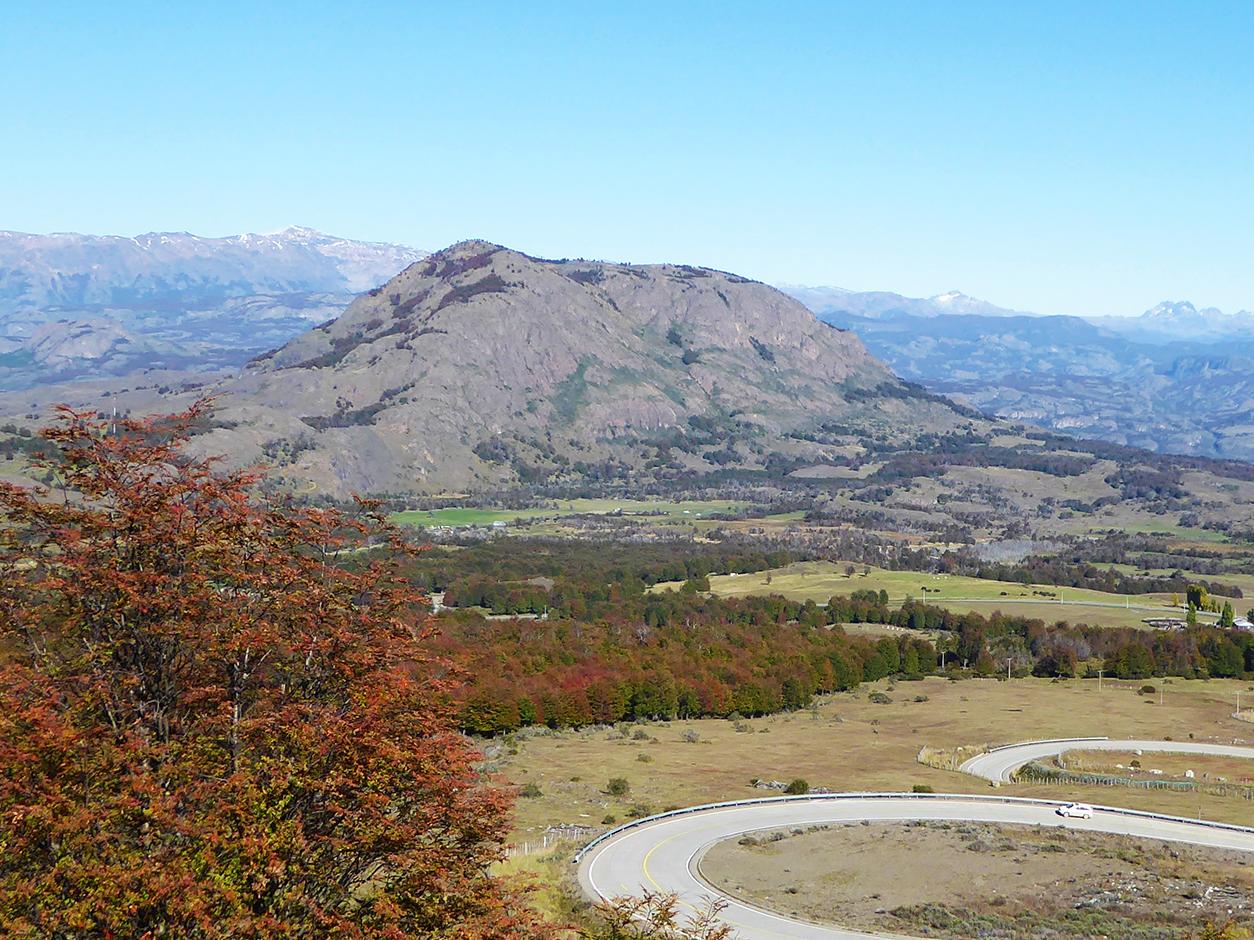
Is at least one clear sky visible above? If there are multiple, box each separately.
[4,1,1252,316]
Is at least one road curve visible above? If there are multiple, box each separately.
[959,737,1254,783]
[577,792,1254,940]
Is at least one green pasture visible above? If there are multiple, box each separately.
[391,498,748,529]
[655,560,1216,630]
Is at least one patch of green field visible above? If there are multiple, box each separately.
[1100,564,1254,603]
[1112,518,1234,544]
[391,498,748,529]
[391,507,552,527]
[656,561,1210,630]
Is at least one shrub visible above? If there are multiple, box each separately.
[606,777,631,797]
[869,691,893,705]
[784,778,810,795]
[520,782,542,799]
[912,784,935,793]
[601,814,617,825]
[636,752,653,763]
[682,729,700,743]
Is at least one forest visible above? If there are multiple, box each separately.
[432,581,1254,734]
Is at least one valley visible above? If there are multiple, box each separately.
[3,235,1253,940]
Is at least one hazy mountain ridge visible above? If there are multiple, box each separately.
[0,227,426,389]
[781,286,1026,320]
[796,286,1254,461]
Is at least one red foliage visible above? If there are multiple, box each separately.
[0,404,554,939]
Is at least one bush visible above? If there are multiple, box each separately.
[869,691,893,705]
[626,804,652,818]
[606,777,630,797]
[784,778,810,795]
[601,814,617,825]
[1139,684,1157,695]
[681,729,700,743]
[519,782,542,799]
[636,752,653,763]
[912,784,935,793]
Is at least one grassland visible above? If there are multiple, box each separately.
[391,498,747,529]
[653,560,1207,630]
[497,676,1254,841]
[703,821,1252,939]
[1061,749,1254,784]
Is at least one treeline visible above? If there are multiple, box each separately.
[438,588,1254,734]
[0,424,46,460]
[415,540,796,616]
[851,596,1254,680]
[436,594,937,734]
[960,559,1243,599]
[868,446,1095,484]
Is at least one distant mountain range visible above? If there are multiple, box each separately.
[0,227,426,388]
[782,287,1254,462]
[4,226,1253,467]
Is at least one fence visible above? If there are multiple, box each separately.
[1016,761,1254,801]
[917,743,987,771]
[507,824,598,858]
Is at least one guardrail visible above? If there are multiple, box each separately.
[986,735,1108,753]
[571,790,1254,864]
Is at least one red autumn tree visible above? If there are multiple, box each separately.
[0,404,553,939]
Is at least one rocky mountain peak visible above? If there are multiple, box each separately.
[203,240,973,496]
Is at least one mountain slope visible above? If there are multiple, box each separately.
[809,299,1254,461]
[196,241,977,495]
[0,227,426,389]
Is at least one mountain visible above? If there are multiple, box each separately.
[804,292,1254,462]
[0,227,426,388]
[1093,300,1254,343]
[780,285,1027,320]
[183,240,978,496]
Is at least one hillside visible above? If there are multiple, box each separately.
[188,240,977,495]
[0,227,425,388]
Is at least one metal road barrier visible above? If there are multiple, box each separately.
[571,789,1254,864]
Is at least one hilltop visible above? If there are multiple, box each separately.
[187,240,977,495]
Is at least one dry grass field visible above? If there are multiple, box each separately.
[702,821,1254,938]
[1061,749,1254,785]
[497,677,1254,843]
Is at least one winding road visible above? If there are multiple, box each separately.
[576,738,1254,940]
[960,736,1254,783]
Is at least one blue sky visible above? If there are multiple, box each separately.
[3,1,1252,316]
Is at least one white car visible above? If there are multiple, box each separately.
[1056,802,1094,819]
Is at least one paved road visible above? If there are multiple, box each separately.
[960,737,1254,782]
[578,739,1254,940]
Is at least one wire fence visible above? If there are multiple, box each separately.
[1016,761,1254,800]
[507,824,599,858]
